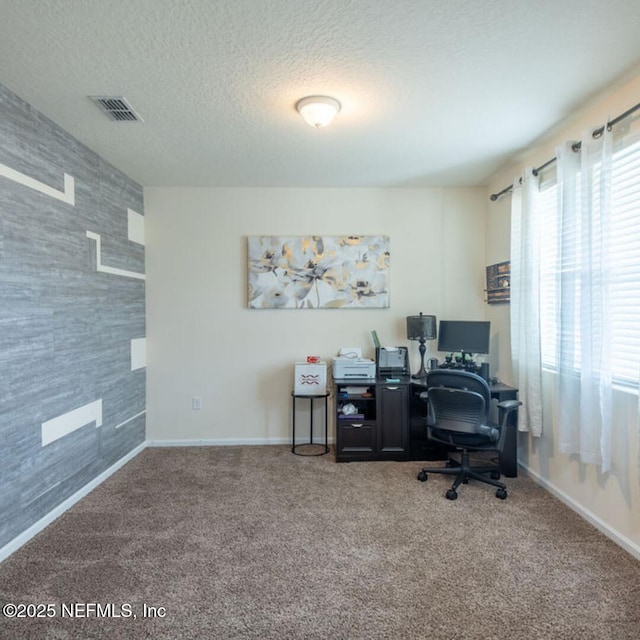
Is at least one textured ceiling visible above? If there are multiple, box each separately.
[1,0,640,188]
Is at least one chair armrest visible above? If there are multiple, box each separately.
[497,399,522,413]
[418,390,437,426]
[497,399,522,431]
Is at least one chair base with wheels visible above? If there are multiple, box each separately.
[417,449,508,500]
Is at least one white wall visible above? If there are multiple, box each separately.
[484,207,513,385]
[486,69,640,556]
[144,187,486,444]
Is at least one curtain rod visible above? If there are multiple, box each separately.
[489,100,640,202]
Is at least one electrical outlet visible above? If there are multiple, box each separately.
[192,397,202,410]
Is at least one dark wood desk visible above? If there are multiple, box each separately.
[410,380,520,477]
[488,383,519,477]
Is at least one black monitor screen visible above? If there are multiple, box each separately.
[437,320,490,354]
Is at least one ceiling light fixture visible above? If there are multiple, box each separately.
[295,95,341,128]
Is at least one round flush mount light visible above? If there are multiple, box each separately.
[295,95,341,128]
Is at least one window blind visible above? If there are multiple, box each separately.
[608,137,640,383]
[538,135,640,386]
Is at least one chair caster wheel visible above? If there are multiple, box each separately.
[490,471,501,480]
[417,470,428,482]
[445,489,458,500]
[496,488,508,500]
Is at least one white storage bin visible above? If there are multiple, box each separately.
[294,362,327,395]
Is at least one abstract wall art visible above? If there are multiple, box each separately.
[248,235,390,309]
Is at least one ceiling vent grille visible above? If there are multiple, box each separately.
[89,96,143,122]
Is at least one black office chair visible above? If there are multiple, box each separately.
[416,369,521,500]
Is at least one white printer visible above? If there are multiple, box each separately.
[332,347,376,380]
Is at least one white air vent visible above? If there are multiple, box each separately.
[89,96,143,122]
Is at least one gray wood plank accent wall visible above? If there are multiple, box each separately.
[0,83,146,549]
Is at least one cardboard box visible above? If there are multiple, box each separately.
[294,362,327,395]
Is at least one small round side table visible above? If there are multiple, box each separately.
[291,392,330,456]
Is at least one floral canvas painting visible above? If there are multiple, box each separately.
[248,235,390,309]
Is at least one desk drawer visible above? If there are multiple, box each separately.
[336,420,376,457]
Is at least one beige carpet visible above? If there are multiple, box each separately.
[1,446,639,639]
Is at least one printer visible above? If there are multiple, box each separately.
[332,347,376,380]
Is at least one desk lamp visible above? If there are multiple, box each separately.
[406,313,437,380]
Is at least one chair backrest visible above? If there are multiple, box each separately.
[426,370,498,441]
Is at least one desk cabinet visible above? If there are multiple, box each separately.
[334,378,410,462]
[377,382,409,455]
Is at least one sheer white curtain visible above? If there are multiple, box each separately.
[510,168,543,436]
[555,129,613,472]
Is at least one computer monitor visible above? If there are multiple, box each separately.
[437,320,490,355]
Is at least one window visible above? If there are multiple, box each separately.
[538,135,640,385]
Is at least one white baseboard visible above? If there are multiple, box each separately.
[0,442,147,563]
[147,437,334,447]
[521,464,640,561]
[148,438,287,447]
